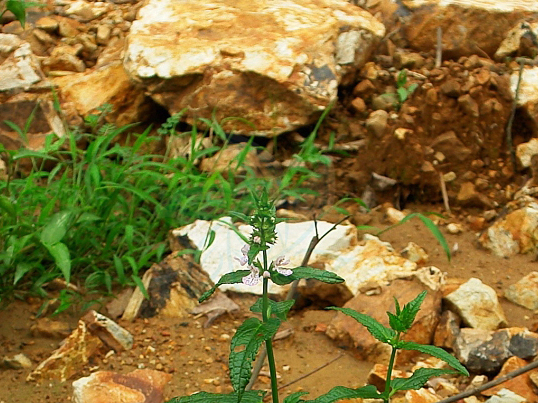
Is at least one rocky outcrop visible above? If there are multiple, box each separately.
[123,0,385,136]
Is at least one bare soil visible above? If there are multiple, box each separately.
[1,206,537,403]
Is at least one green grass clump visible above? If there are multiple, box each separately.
[0,109,329,310]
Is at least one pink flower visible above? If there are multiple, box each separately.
[235,244,250,266]
[242,265,260,286]
[274,256,292,276]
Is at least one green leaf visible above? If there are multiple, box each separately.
[41,210,73,245]
[0,195,16,216]
[6,0,28,27]
[387,311,407,333]
[391,368,457,393]
[45,242,71,284]
[271,266,344,286]
[76,212,102,223]
[12,150,57,161]
[165,390,266,403]
[14,262,33,285]
[327,307,395,343]
[283,392,309,403]
[416,214,451,261]
[398,291,426,330]
[250,299,295,321]
[199,270,251,303]
[398,341,469,376]
[301,385,382,402]
[397,87,409,103]
[131,274,150,299]
[229,317,280,400]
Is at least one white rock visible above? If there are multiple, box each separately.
[174,218,418,295]
[516,138,538,168]
[504,271,538,310]
[385,206,406,224]
[446,223,462,234]
[444,278,507,330]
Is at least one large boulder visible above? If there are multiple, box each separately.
[400,0,537,59]
[123,0,385,136]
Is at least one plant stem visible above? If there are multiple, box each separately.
[262,249,279,403]
[383,333,400,403]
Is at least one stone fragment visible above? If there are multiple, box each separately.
[372,93,398,111]
[430,131,471,162]
[350,97,367,114]
[52,63,150,127]
[43,45,86,73]
[440,80,462,98]
[30,318,72,339]
[485,389,526,403]
[405,388,441,403]
[400,242,428,265]
[479,204,538,258]
[482,357,538,402]
[496,21,538,61]
[65,0,111,22]
[394,127,412,141]
[516,138,538,169]
[2,353,32,369]
[326,278,442,364]
[427,377,460,398]
[395,51,424,69]
[505,272,538,310]
[446,223,462,235]
[0,35,42,92]
[72,369,172,403]
[454,327,538,374]
[35,16,59,32]
[124,0,385,136]
[366,110,389,138]
[367,363,410,391]
[457,182,494,208]
[458,94,479,117]
[444,278,507,330]
[81,310,133,352]
[123,253,213,321]
[96,24,112,45]
[433,310,461,350]
[385,206,406,224]
[191,292,240,328]
[27,320,103,382]
[402,1,536,58]
[353,79,376,96]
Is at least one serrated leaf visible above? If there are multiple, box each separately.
[271,267,344,286]
[391,368,457,393]
[199,270,251,302]
[328,307,395,343]
[301,385,382,403]
[45,242,71,284]
[250,299,295,321]
[41,210,73,245]
[283,391,309,403]
[229,317,281,401]
[398,341,469,376]
[399,291,426,329]
[387,311,407,333]
[164,390,266,403]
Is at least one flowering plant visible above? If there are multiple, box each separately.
[166,188,468,403]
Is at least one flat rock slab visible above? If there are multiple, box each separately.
[173,218,422,297]
[72,369,171,403]
[124,0,385,136]
[326,278,442,364]
[444,277,507,330]
[27,320,103,382]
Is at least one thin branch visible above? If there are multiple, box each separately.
[435,27,442,68]
[439,172,451,214]
[506,59,525,170]
[437,359,538,403]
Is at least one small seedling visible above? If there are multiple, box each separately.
[395,70,418,109]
